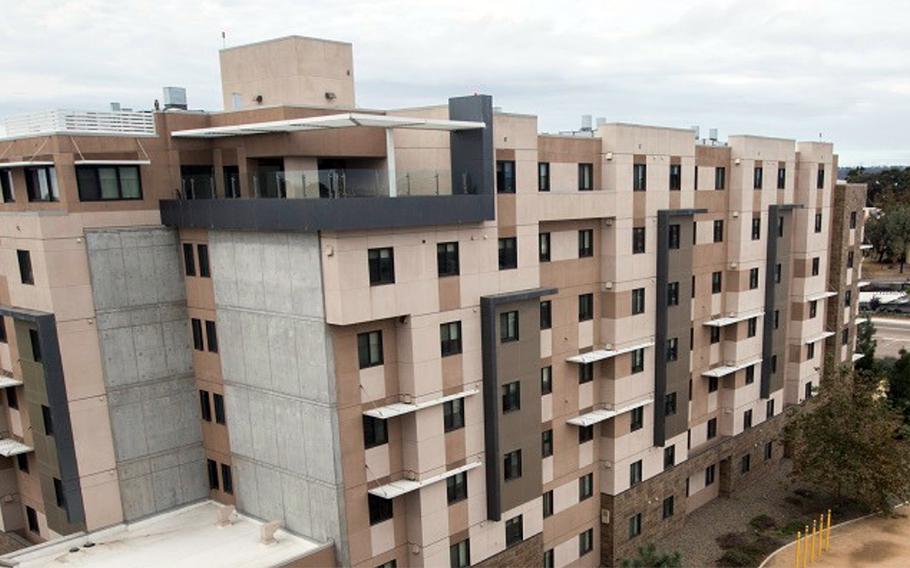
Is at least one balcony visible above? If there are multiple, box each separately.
[1,109,156,138]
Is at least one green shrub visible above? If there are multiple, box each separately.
[717,548,758,567]
[749,514,778,531]
[716,532,749,549]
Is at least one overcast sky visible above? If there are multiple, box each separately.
[1,0,908,166]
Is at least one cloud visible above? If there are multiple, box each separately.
[0,0,907,165]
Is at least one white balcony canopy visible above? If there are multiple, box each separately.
[703,310,763,328]
[852,353,865,362]
[363,387,478,420]
[368,461,481,500]
[566,341,654,365]
[857,281,871,288]
[859,244,873,250]
[805,331,835,344]
[0,375,23,389]
[805,291,838,302]
[0,161,54,169]
[566,398,653,427]
[702,357,762,378]
[73,159,151,166]
[0,439,33,457]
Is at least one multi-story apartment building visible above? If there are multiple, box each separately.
[0,35,866,567]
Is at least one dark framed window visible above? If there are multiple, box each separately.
[357,330,383,368]
[715,166,726,190]
[450,539,471,568]
[663,445,675,470]
[503,450,522,481]
[628,513,642,539]
[538,162,550,192]
[694,165,699,189]
[751,217,761,240]
[25,166,59,202]
[443,398,465,432]
[224,165,241,198]
[446,472,468,504]
[710,326,720,344]
[76,165,142,201]
[705,464,716,485]
[630,460,643,486]
[544,549,554,568]
[191,319,204,351]
[579,528,594,556]
[437,242,460,277]
[505,515,523,547]
[440,321,463,357]
[498,237,517,270]
[199,390,212,422]
[747,317,758,337]
[847,251,854,268]
[540,300,552,330]
[197,244,211,277]
[578,163,593,191]
[17,250,34,285]
[662,496,675,519]
[205,320,218,353]
[669,164,682,190]
[809,300,818,319]
[741,454,751,474]
[496,160,516,194]
[772,354,778,373]
[774,310,780,329]
[539,232,551,262]
[579,425,594,443]
[368,248,395,285]
[54,477,66,509]
[766,398,775,418]
[221,464,233,494]
[775,263,782,283]
[182,243,196,276]
[749,267,759,289]
[664,392,677,416]
[369,494,394,525]
[540,366,552,395]
[807,342,816,360]
[0,170,14,203]
[578,363,594,384]
[711,271,722,294]
[17,453,28,473]
[633,227,646,254]
[753,166,763,189]
[708,376,718,393]
[745,365,755,384]
[26,506,38,533]
[41,405,54,436]
[0,317,7,344]
[500,311,519,342]
[633,164,647,191]
[502,382,521,413]
[743,409,753,429]
[579,472,593,501]
[850,211,858,229]
[667,282,679,306]
[845,290,852,307]
[578,229,594,257]
[28,328,42,362]
[543,490,554,517]
[812,257,820,276]
[631,348,645,374]
[213,393,225,424]
[777,166,786,189]
[632,288,645,315]
[814,212,823,233]
[666,338,678,362]
[542,429,553,458]
[817,165,825,189]
[630,406,644,431]
[363,416,388,449]
[805,381,814,400]
[6,387,18,410]
[707,417,717,439]
[668,224,680,250]
[842,328,849,345]
[713,219,724,242]
[764,441,773,461]
[578,293,594,321]
[778,216,785,237]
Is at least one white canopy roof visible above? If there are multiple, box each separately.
[0,161,54,169]
[805,331,835,344]
[0,439,33,457]
[857,281,871,288]
[0,375,23,389]
[567,398,653,427]
[852,353,865,362]
[566,341,654,364]
[703,310,763,328]
[172,112,486,139]
[363,387,478,420]
[73,159,151,166]
[804,290,838,302]
[702,357,762,378]
[859,244,873,250]
[368,461,481,500]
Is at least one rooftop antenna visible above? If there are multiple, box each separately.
[222,31,226,49]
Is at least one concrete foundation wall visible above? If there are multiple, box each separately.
[208,231,346,558]
[86,227,207,521]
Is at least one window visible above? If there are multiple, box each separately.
[812,257,820,276]
[54,477,66,509]
[579,528,594,556]
[845,290,852,307]
[664,445,675,470]
[41,405,53,436]
[199,390,212,422]
[690,328,694,351]
[850,211,858,229]
[745,365,755,385]
[183,243,196,276]
[628,513,642,539]
[539,232,551,262]
[743,409,753,430]
[667,282,679,306]
[540,301,552,330]
[809,300,818,319]
[25,166,59,202]
[446,472,468,504]
[771,354,778,374]
[747,317,758,338]
[715,167,726,190]
[498,237,517,270]
[205,320,218,353]
[668,224,681,250]
[196,244,211,278]
[632,288,645,315]
[496,160,515,193]
[0,170,13,202]
[847,251,854,268]
[662,496,675,519]
[544,549,554,568]
[579,425,594,443]
[764,441,774,461]
[0,317,6,344]
[76,165,142,201]
[633,164,647,191]
[578,229,594,257]
[669,164,682,190]
[666,338,678,362]
[377,562,397,568]
[753,166,763,190]
[450,540,471,568]
[502,382,521,413]
[633,227,646,254]
[807,342,816,360]
[694,165,699,190]
[817,165,825,189]
[814,212,823,233]
[578,363,594,384]
[212,393,225,424]
[711,271,722,294]
[708,376,718,393]
[749,267,759,290]
[741,454,751,474]
[705,464,716,486]
[578,293,594,321]
[437,242,460,277]
[500,311,519,342]
[692,222,697,245]
[543,490,554,518]
[631,348,645,374]
[778,216,785,237]
[713,219,724,243]
[363,416,388,449]
[505,515,523,547]
[504,450,522,481]
[17,250,34,285]
[540,366,552,395]
[766,398,775,418]
[368,248,395,285]
[579,472,594,500]
[707,417,717,439]
[842,328,850,346]
[775,263,782,284]
[578,163,593,191]
[542,429,553,458]
[774,310,780,330]
[6,387,18,410]
[440,321,463,357]
[26,506,38,533]
[777,166,786,189]
[444,398,465,432]
[664,392,677,416]
[751,217,761,240]
[358,330,383,368]
[29,329,42,362]
[630,460,643,486]
[17,454,28,474]
[630,407,644,431]
[224,165,241,198]
[221,464,233,494]
[538,162,550,192]
[369,494,394,525]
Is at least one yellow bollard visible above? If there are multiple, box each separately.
[795,531,801,568]
[812,519,818,562]
[819,514,825,557]
[805,525,811,566]
[826,509,832,552]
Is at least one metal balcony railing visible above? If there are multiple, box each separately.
[2,109,157,137]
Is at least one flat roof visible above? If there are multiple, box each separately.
[1,501,325,568]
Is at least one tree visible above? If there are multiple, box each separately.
[854,316,877,373]
[621,544,682,568]
[864,215,891,263]
[785,366,910,512]
[885,207,910,273]
[887,349,910,423]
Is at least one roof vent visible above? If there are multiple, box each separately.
[162,87,188,110]
[581,114,593,132]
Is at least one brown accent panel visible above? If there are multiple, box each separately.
[669,193,681,209]
[670,156,681,165]
[441,353,464,392]
[633,154,647,165]
[632,193,646,219]
[447,502,470,538]
[496,195,517,229]
[695,145,731,168]
[286,544,339,568]
[476,533,543,567]
[439,276,461,312]
[606,290,631,319]
[496,148,516,161]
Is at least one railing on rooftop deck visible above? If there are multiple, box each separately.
[2,110,157,137]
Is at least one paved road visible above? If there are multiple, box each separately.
[869,317,910,358]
